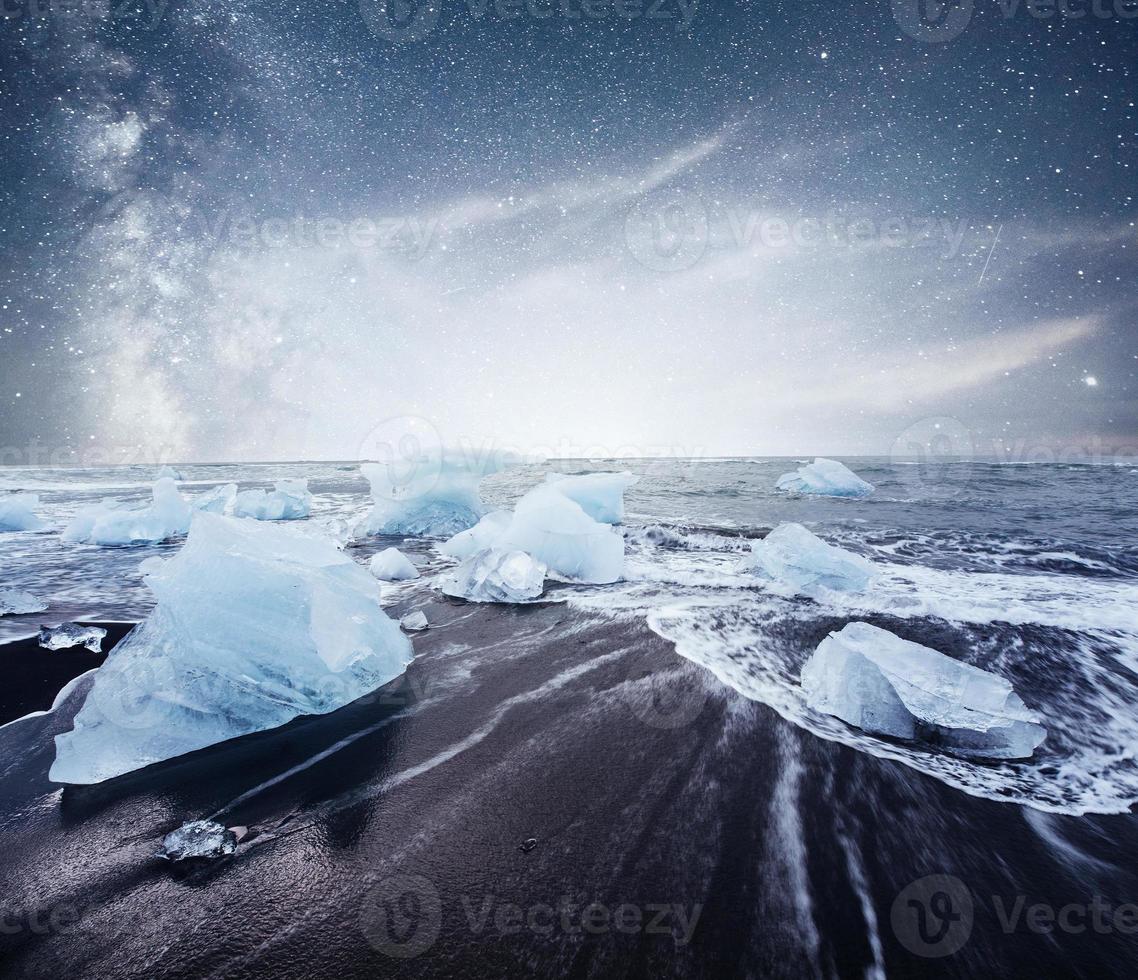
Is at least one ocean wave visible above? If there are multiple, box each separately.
[570,542,1138,814]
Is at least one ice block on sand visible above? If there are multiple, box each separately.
[369,547,419,581]
[50,514,412,784]
[438,548,546,603]
[801,622,1046,759]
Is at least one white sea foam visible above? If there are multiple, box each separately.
[572,534,1138,815]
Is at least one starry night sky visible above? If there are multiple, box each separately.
[0,0,1135,463]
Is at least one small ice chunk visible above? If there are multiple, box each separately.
[159,820,236,861]
[63,477,192,546]
[156,465,184,482]
[776,458,874,498]
[438,548,546,603]
[496,486,624,584]
[400,610,429,631]
[0,589,48,616]
[738,523,876,596]
[38,623,108,652]
[232,479,312,520]
[438,509,512,560]
[543,472,639,524]
[192,483,237,514]
[369,547,419,581]
[0,493,46,532]
[801,622,1047,759]
[50,514,413,785]
[356,451,511,538]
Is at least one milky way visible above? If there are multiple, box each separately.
[0,0,1135,463]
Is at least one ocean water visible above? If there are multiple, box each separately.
[2,457,1137,817]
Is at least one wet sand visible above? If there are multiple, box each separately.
[1,600,1137,978]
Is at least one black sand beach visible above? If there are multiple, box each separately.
[1,601,1137,979]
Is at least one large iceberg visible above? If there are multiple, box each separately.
[50,513,413,785]
[543,471,638,524]
[801,622,1046,759]
[356,451,510,538]
[232,479,312,521]
[62,478,192,546]
[0,493,45,532]
[776,458,874,498]
[738,523,876,597]
[437,472,631,584]
[438,548,546,603]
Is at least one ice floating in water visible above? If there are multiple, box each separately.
[38,623,107,652]
[192,483,238,514]
[0,588,48,616]
[738,523,876,597]
[356,451,511,538]
[49,513,413,785]
[62,478,192,546]
[232,479,312,520]
[801,622,1046,759]
[438,548,546,603]
[0,493,45,532]
[498,485,625,583]
[438,510,512,560]
[543,471,638,524]
[776,458,874,498]
[438,472,630,583]
[155,465,184,482]
[369,547,419,581]
[159,820,236,861]
[400,610,429,631]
